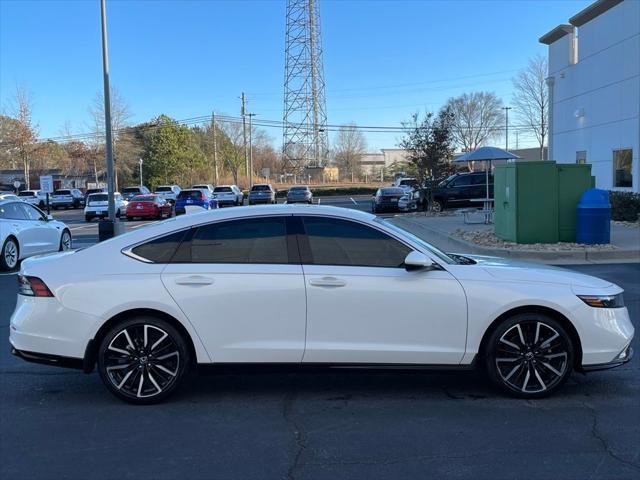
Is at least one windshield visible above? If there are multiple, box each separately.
[380,188,404,195]
[375,217,455,265]
[214,187,232,193]
[438,174,457,187]
[88,194,108,202]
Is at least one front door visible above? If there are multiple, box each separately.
[298,215,467,365]
[18,203,59,254]
[161,215,306,363]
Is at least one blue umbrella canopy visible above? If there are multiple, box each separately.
[454,146,521,162]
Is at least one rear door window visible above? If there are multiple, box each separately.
[191,217,288,264]
[130,230,189,263]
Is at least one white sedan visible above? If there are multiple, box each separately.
[0,199,72,271]
[9,205,634,404]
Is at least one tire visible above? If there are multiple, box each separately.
[0,237,19,271]
[430,199,443,212]
[484,313,574,399]
[97,316,190,404]
[59,229,72,251]
[85,216,92,223]
[126,216,133,222]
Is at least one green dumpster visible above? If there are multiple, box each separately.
[494,161,594,244]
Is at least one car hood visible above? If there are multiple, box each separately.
[459,254,614,289]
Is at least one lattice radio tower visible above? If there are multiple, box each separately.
[283,0,329,173]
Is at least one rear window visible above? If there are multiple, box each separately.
[131,195,156,202]
[131,230,188,263]
[54,190,71,195]
[380,188,404,195]
[213,187,232,193]
[289,187,308,192]
[18,191,35,197]
[399,179,417,186]
[122,188,140,194]
[88,194,108,202]
[251,185,271,192]
[155,186,172,192]
[178,190,204,199]
[193,185,210,190]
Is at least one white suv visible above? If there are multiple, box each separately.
[155,185,181,205]
[18,190,47,208]
[212,185,244,206]
[84,192,128,222]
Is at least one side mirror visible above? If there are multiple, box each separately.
[46,214,54,221]
[404,251,435,271]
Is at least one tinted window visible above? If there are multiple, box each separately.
[18,191,35,197]
[380,188,404,195]
[88,194,108,202]
[131,195,156,202]
[451,176,472,187]
[191,217,288,264]
[131,230,188,263]
[0,202,27,220]
[289,186,308,192]
[301,217,411,268]
[251,185,272,191]
[214,187,232,193]
[54,190,71,195]
[122,188,140,194]
[178,190,204,199]
[20,204,44,221]
[155,186,172,192]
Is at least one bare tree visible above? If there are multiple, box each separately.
[9,86,39,189]
[333,124,367,182]
[444,91,503,152]
[512,55,549,160]
[217,119,246,186]
[88,87,132,189]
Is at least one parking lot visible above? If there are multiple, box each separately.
[1,199,638,480]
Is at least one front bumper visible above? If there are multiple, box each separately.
[580,345,634,372]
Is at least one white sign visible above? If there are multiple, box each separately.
[40,175,54,194]
[13,180,21,189]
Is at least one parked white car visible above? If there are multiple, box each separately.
[192,184,215,195]
[154,185,181,205]
[9,205,633,404]
[84,192,128,222]
[18,190,47,208]
[211,185,244,206]
[0,199,71,271]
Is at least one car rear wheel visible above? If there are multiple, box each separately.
[484,313,574,398]
[1,237,19,271]
[97,316,190,404]
[59,230,72,251]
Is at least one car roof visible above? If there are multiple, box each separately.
[289,185,309,188]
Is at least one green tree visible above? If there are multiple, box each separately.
[143,115,206,189]
[398,108,456,210]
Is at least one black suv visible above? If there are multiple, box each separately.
[430,172,494,211]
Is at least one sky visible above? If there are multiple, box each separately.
[0,0,593,151]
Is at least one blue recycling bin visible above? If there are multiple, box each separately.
[576,189,610,244]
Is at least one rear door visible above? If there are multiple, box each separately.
[161,215,307,362]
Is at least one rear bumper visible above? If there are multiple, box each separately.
[11,347,84,370]
[249,198,273,204]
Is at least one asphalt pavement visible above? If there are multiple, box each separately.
[1,199,639,480]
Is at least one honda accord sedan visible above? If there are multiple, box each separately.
[9,205,634,404]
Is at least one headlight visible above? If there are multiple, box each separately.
[577,293,624,308]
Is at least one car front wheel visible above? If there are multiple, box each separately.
[1,237,19,271]
[484,313,574,398]
[430,199,443,212]
[59,230,72,251]
[97,316,190,404]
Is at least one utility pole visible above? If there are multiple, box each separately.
[211,111,219,185]
[246,113,256,188]
[503,106,512,151]
[515,131,519,150]
[241,93,249,188]
[99,0,118,239]
[138,158,143,187]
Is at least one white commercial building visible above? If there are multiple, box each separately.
[540,0,639,192]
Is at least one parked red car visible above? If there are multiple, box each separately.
[126,194,173,221]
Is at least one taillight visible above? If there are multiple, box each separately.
[18,275,54,297]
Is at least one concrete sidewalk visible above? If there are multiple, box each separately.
[389,214,640,264]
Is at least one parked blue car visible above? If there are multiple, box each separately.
[175,189,218,215]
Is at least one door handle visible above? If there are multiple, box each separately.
[309,277,346,288]
[175,275,214,286]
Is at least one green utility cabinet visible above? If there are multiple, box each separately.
[494,161,593,244]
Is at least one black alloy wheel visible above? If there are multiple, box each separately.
[485,314,574,398]
[98,317,190,404]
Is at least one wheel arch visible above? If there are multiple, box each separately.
[478,305,583,369]
[84,308,198,373]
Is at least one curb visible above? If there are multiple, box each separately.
[391,216,640,264]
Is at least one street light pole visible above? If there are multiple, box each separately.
[99,0,117,238]
[502,106,512,151]
[139,158,143,187]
